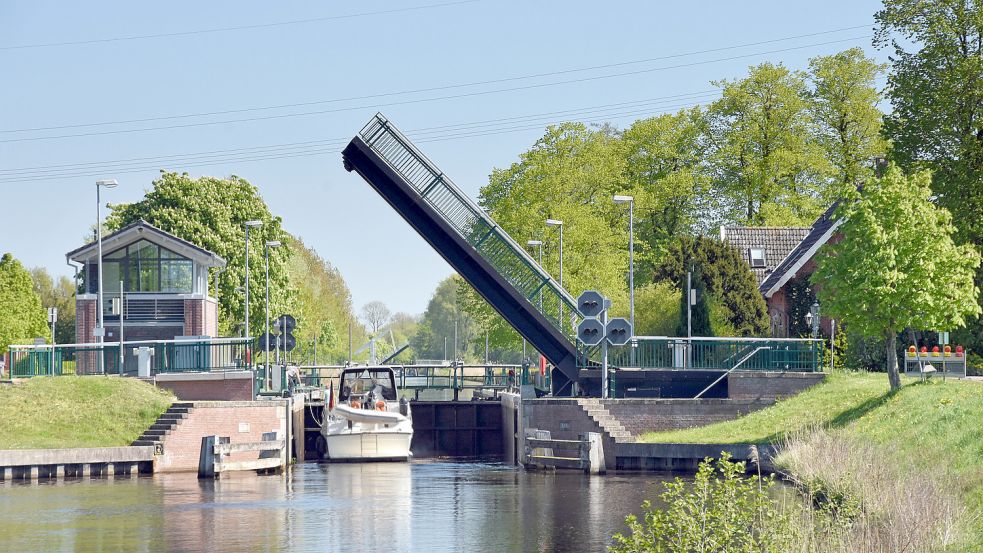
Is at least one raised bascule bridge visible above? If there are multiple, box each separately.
[341,113,823,399]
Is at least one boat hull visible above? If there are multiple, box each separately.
[325,430,412,461]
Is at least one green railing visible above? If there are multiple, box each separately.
[594,337,823,372]
[7,338,253,378]
[359,114,580,334]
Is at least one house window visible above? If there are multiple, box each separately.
[748,247,766,268]
[88,239,194,294]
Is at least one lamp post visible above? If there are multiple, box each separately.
[95,179,118,374]
[243,220,263,343]
[264,240,281,389]
[806,302,820,338]
[545,219,563,324]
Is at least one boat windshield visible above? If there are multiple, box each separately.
[338,368,397,401]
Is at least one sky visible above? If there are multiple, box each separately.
[0,0,888,317]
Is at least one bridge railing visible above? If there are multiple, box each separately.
[359,114,580,334]
[294,364,526,394]
[6,338,253,378]
[589,336,823,372]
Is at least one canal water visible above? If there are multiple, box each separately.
[0,461,675,552]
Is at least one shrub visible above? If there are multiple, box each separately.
[610,454,799,552]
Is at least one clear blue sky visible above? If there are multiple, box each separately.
[0,0,886,316]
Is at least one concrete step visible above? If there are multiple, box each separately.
[131,439,159,446]
[141,429,169,437]
[150,422,178,431]
[164,407,191,415]
[158,413,187,422]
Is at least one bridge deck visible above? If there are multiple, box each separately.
[343,114,581,392]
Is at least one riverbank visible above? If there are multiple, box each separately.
[641,371,983,549]
[0,377,174,449]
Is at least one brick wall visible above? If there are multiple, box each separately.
[522,399,618,467]
[603,398,774,435]
[156,401,288,472]
[183,299,203,336]
[156,374,255,401]
[203,298,218,338]
[75,298,97,344]
[728,371,825,400]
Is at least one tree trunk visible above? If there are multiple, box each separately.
[885,330,901,390]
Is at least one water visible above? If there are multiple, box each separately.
[0,461,676,552]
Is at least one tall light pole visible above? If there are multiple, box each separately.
[613,195,634,329]
[264,240,281,389]
[243,220,263,343]
[545,219,563,325]
[95,179,118,374]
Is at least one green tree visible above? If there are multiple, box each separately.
[466,123,628,352]
[807,47,887,197]
[653,236,769,336]
[705,62,828,226]
[286,235,358,364]
[106,171,290,338]
[0,254,49,353]
[621,109,711,272]
[29,268,76,345]
[876,0,983,356]
[813,166,981,389]
[676,266,713,337]
[414,276,476,361]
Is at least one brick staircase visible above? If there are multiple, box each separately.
[576,398,633,443]
[131,402,195,447]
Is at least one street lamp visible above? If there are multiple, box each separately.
[243,220,263,343]
[805,302,820,338]
[613,195,634,330]
[264,240,281,389]
[546,219,564,324]
[95,179,118,374]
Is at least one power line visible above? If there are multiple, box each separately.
[0,35,871,143]
[0,1,480,51]
[0,102,708,184]
[0,24,872,134]
[0,91,721,176]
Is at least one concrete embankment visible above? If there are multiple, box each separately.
[0,446,155,480]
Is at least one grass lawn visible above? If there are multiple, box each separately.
[0,376,174,449]
[641,371,983,544]
[639,371,892,444]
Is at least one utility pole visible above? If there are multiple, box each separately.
[686,271,692,370]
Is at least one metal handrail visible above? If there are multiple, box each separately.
[358,114,580,333]
[693,346,771,399]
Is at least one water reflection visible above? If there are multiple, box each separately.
[0,462,673,552]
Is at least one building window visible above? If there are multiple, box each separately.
[87,239,194,294]
[748,247,766,268]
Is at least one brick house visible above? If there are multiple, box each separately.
[723,204,842,337]
[67,220,226,345]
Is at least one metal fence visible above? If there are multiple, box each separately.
[591,336,824,372]
[6,338,253,378]
[359,114,580,335]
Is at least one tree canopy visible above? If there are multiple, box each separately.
[653,236,769,337]
[876,0,983,357]
[28,268,76,345]
[0,254,49,353]
[813,165,981,389]
[106,171,290,338]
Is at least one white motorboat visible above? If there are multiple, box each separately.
[321,366,413,462]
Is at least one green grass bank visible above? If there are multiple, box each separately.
[642,371,983,547]
[0,376,174,449]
